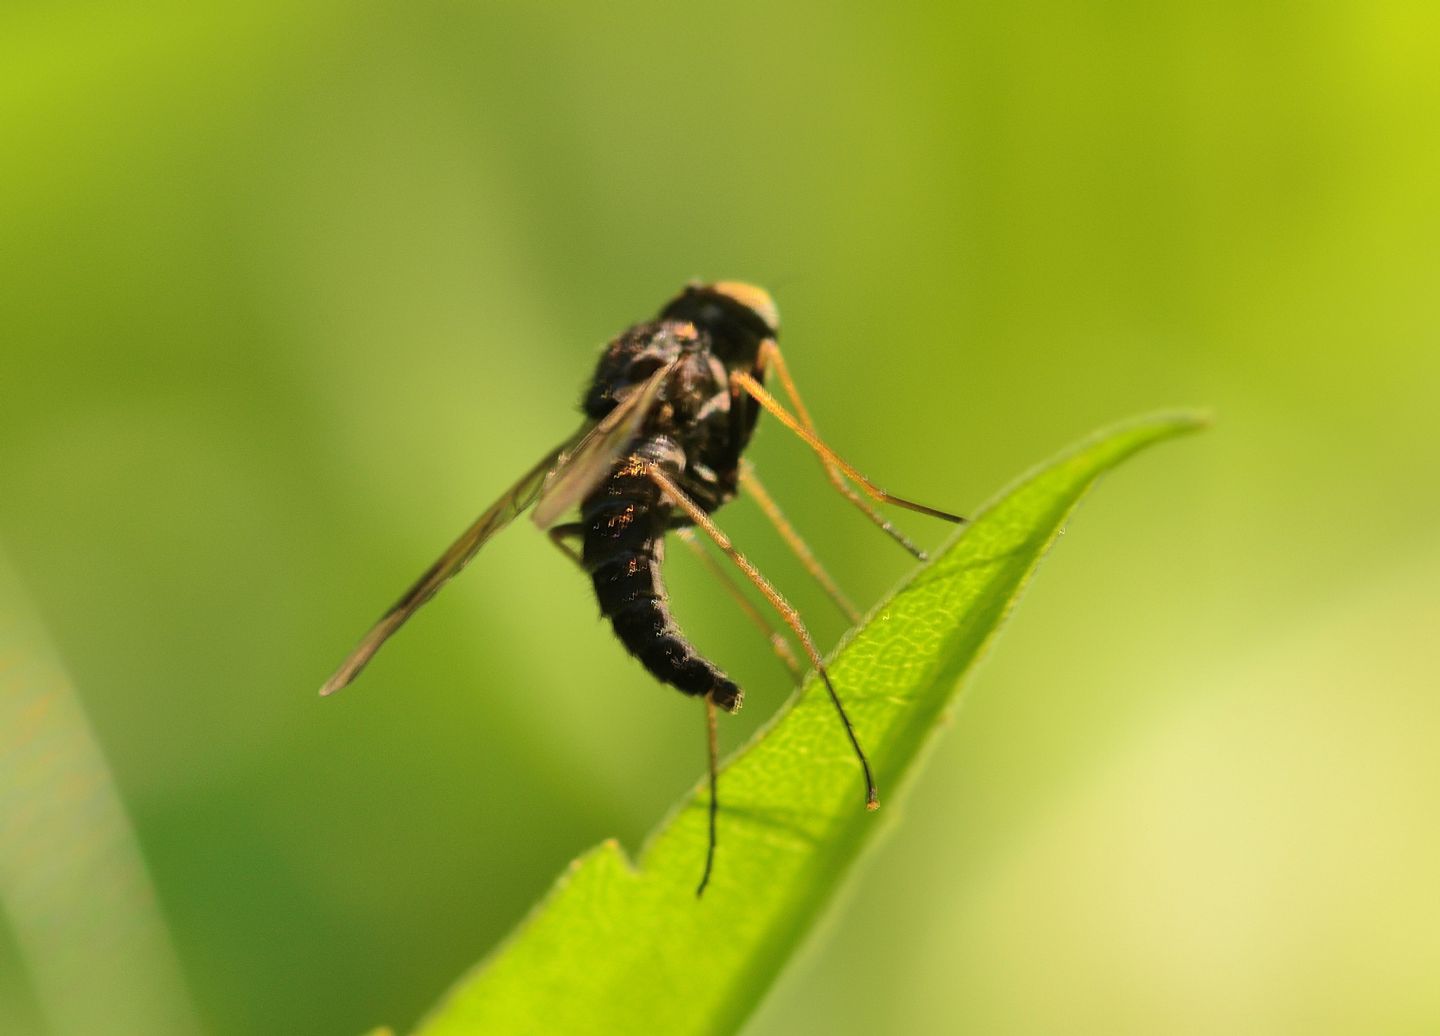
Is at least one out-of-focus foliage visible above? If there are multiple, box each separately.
[0,559,201,1036]
[1,3,1436,1035]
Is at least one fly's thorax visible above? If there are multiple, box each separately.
[658,281,777,368]
[583,319,731,434]
[582,321,693,421]
[578,295,757,520]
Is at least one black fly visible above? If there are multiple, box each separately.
[320,282,962,894]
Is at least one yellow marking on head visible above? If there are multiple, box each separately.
[709,281,779,333]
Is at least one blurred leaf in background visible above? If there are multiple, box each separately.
[0,557,201,1036]
[1,2,1437,1035]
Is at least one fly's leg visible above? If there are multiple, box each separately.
[647,464,879,818]
[674,526,803,681]
[546,522,586,569]
[699,695,720,897]
[738,460,860,625]
[677,520,803,897]
[757,339,964,526]
[745,347,914,556]
[734,341,965,560]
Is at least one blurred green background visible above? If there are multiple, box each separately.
[2,2,1437,1034]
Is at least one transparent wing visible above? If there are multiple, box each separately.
[530,357,678,529]
[319,425,590,697]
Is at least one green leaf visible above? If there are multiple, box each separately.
[407,411,1206,1036]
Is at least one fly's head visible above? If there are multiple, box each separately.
[659,281,778,367]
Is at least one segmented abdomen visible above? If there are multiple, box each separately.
[581,436,741,712]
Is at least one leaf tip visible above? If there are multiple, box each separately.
[1144,407,1214,434]
[587,837,639,876]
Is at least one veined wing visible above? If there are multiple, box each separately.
[319,425,590,698]
[530,357,678,529]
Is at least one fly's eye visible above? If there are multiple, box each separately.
[628,356,665,381]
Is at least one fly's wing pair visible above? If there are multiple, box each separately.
[319,358,678,697]
[529,358,674,529]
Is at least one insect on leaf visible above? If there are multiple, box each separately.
[393,410,1207,1036]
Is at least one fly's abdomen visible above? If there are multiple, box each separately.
[581,437,742,712]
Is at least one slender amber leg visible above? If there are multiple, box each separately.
[735,341,965,560]
[738,460,861,625]
[675,527,803,681]
[647,464,878,813]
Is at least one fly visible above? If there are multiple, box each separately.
[319,281,963,894]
